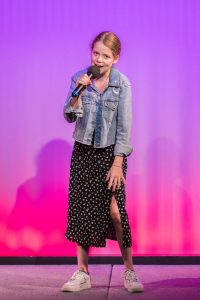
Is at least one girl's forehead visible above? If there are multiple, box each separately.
[92,41,113,54]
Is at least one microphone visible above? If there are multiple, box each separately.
[72,65,100,97]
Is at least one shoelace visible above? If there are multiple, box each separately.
[70,270,86,281]
[122,270,139,282]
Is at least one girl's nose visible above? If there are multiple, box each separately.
[97,55,102,62]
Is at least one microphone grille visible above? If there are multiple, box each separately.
[87,65,100,79]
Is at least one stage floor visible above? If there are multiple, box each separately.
[0,265,200,300]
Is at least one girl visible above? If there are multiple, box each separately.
[62,31,144,293]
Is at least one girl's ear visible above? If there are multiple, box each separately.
[113,55,119,64]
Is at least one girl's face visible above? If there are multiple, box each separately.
[91,41,119,77]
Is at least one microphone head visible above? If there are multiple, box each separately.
[87,65,100,79]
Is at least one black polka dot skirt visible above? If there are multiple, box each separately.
[65,141,132,248]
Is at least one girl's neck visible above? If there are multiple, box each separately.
[94,73,110,93]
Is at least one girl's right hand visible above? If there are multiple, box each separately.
[76,74,92,88]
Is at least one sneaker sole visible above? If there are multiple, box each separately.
[61,283,91,292]
[127,286,144,293]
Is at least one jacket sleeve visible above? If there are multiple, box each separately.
[63,76,83,123]
[114,82,133,157]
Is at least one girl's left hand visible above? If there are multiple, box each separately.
[106,166,126,192]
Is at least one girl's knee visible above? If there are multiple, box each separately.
[110,211,121,225]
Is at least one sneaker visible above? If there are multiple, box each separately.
[61,270,91,292]
[123,269,144,293]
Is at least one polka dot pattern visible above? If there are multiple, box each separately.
[65,141,132,248]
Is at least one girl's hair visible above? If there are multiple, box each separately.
[91,31,121,58]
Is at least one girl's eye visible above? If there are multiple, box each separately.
[104,55,110,59]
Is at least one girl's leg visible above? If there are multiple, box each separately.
[110,196,133,271]
[61,245,91,292]
[77,245,90,273]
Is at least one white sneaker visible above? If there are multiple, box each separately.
[123,269,144,293]
[61,270,91,292]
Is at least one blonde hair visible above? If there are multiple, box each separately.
[91,31,121,58]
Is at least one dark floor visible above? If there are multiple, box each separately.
[0,265,200,300]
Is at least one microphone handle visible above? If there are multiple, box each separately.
[72,73,93,97]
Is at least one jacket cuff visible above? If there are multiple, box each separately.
[64,105,83,117]
[114,144,133,157]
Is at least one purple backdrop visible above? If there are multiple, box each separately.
[0,0,200,256]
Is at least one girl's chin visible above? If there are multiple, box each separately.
[99,70,106,77]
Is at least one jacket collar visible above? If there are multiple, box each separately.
[108,67,120,87]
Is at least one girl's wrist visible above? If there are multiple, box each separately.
[113,155,123,168]
[112,164,122,168]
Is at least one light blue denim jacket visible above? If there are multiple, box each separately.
[63,67,133,156]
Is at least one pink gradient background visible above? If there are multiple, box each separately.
[0,0,200,256]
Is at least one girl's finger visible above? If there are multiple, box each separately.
[112,178,118,192]
[117,179,121,190]
[108,177,114,190]
[106,171,111,181]
[121,176,126,185]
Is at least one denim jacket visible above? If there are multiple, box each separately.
[63,67,133,157]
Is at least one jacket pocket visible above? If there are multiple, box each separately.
[103,99,118,122]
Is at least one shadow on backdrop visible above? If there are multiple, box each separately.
[4,139,76,255]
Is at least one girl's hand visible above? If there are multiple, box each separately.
[106,165,126,192]
[70,74,92,108]
[76,74,92,88]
